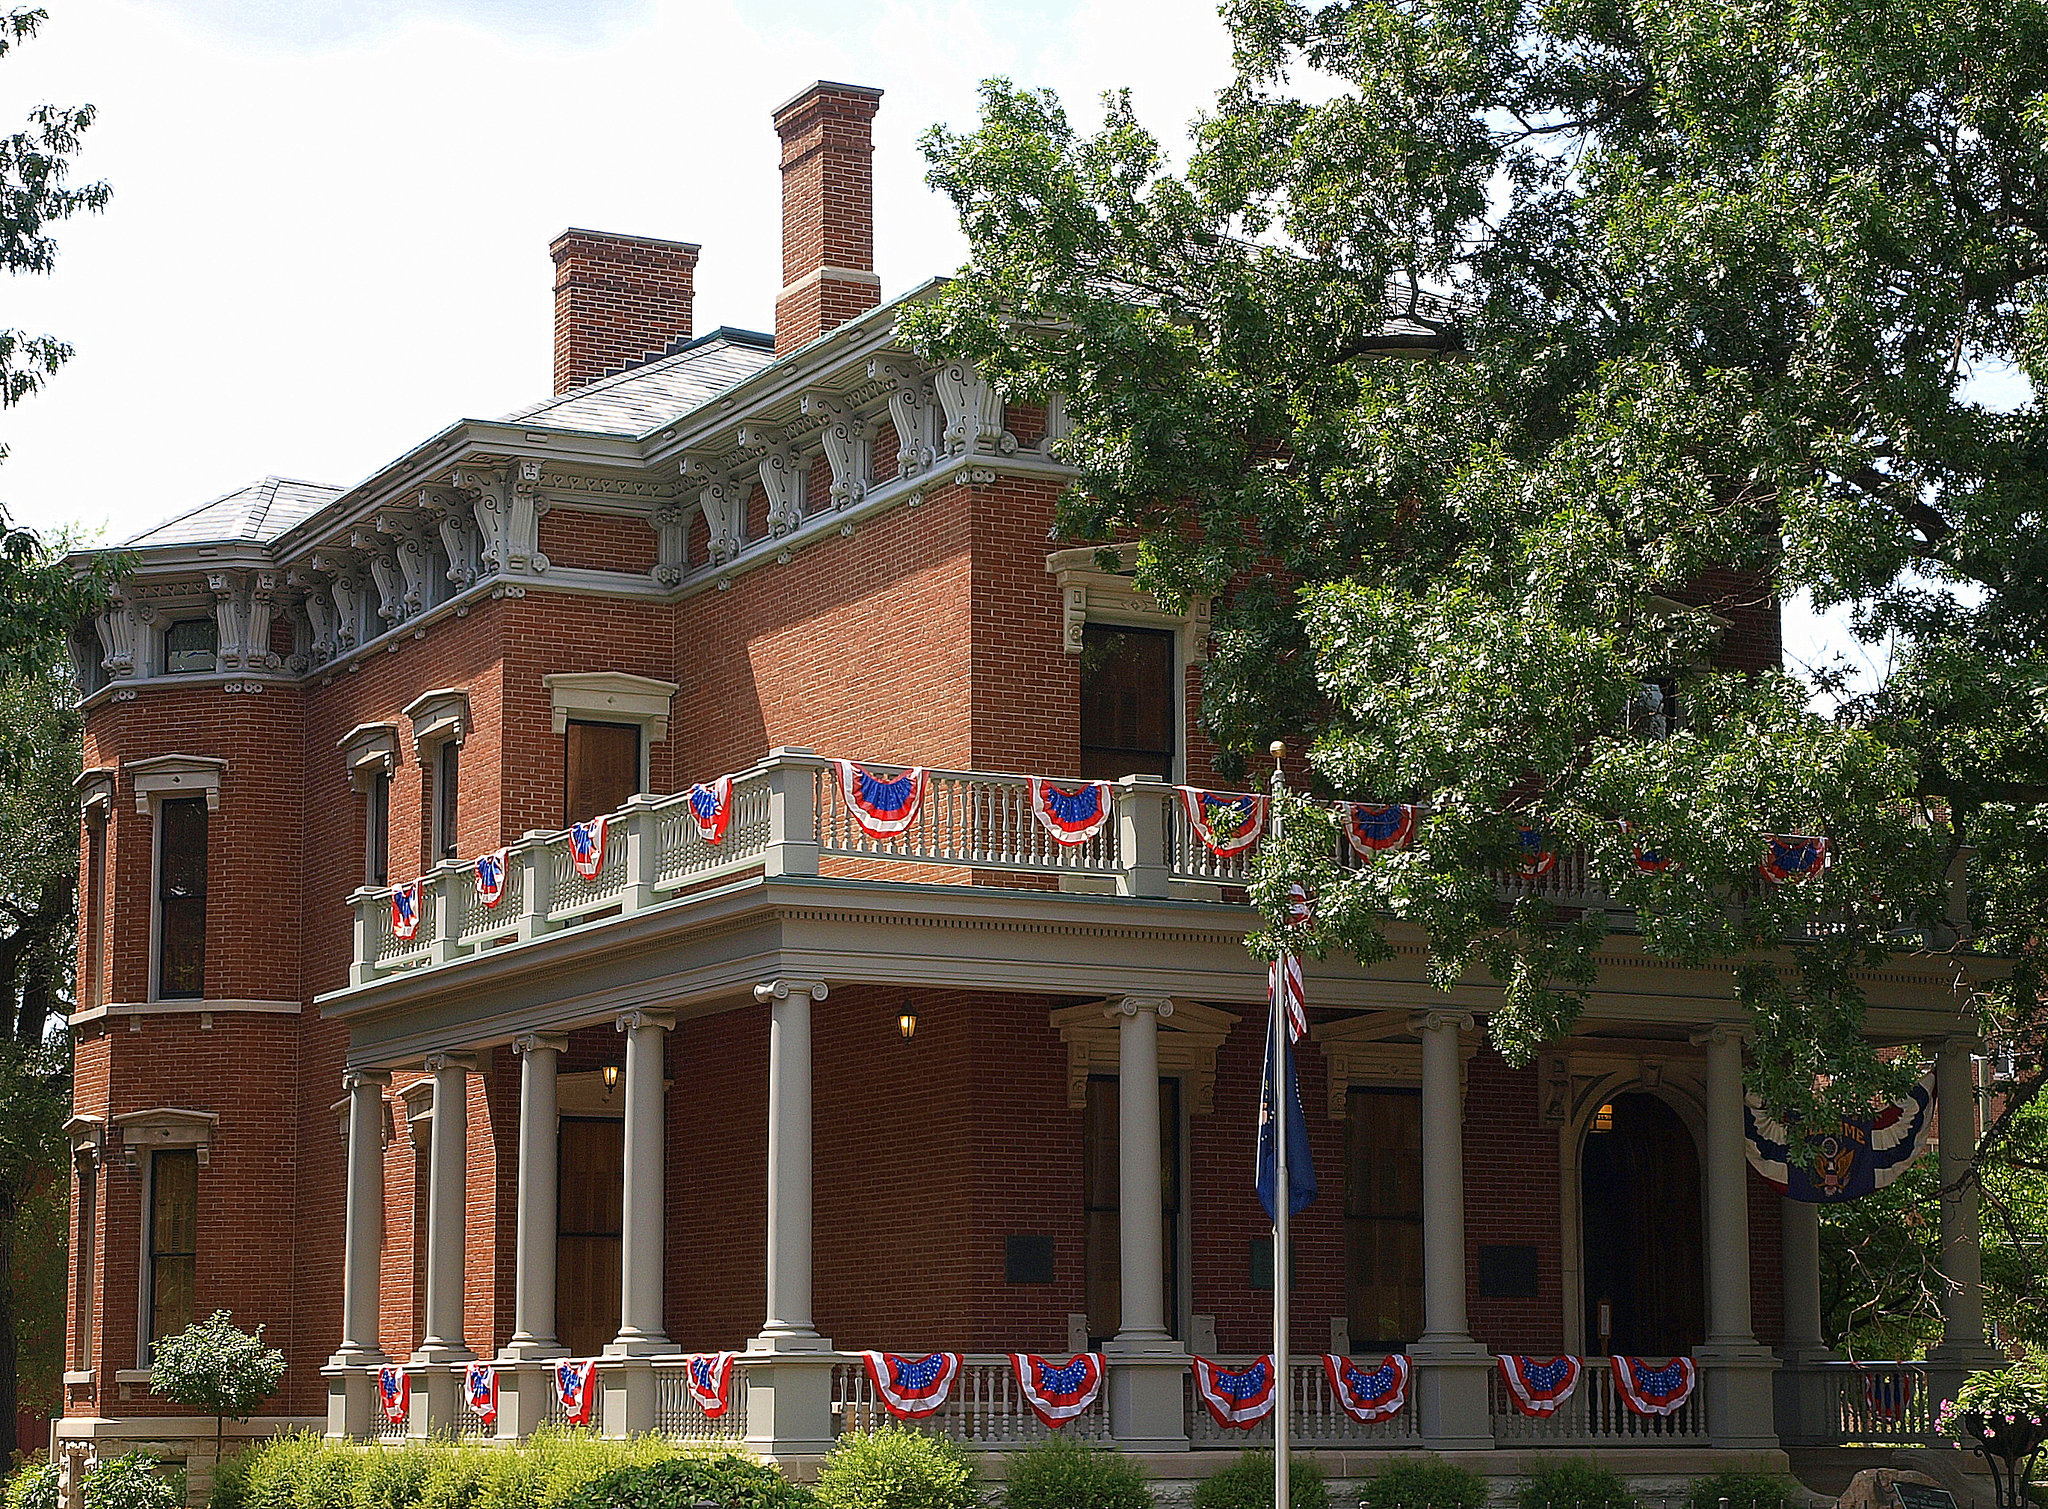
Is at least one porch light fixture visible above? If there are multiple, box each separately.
[601,1065,621,1096]
[898,1003,918,1040]
[1591,1102,1614,1134]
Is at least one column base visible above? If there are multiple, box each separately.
[1773,1344,1841,1446]
[1102,1347,1189,1451]
[496,1363,556,1440]
[498,1336,569,1362]
[1694,1342,1781,1447]
[603,1329,674,1358]
[747,1328,836,1355]
[409,1342,475,1365]
[1925,1340,2006,1409]
[407,1366,461,1439]
[1407,1337,1495,1450]
[601,1359,656,1438]
[321,1363,382,1440]
[743,1356,838,1457]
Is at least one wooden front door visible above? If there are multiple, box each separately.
[557,1117,623,1358]
[1581,1091,1707,1356]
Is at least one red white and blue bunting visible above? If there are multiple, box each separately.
[1744,1074,1934,1202]
[1610,1355,1696,1416]
[1515,828,1556,877]
[1860,1367,1915,1423]
[1008,1352,1105,1429]
[688,778,734,844]
[862,1351,961,1419]
[686,1351,736,1418]
[1760,834,1829,883]
[555,1358,598,1425]
[1617,821,1672,874]
[474,849,509,907]
[570,816,608,880]
[1028,778,1115,846]
[463,1361,497,1425]
[1323,1353,1408,1422]
[390,881,422,941]
[376,1365,409,1424]
[1497,1355,1581,1417]
[1178,788,1268,858]
[1191,1355,1278,1429]
[1341,803,1415,860]
[836,761,930,839]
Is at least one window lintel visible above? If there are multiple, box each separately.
[1046,544,1211,662]
[543,671,679,742]
[127,755,226,815]
[1050,997,1239,1114]
[402,687,471,761]
[1311,1009,1473,1119]
[337,722,401,791]
[76,767,116,818]
[113,1107,218,1166]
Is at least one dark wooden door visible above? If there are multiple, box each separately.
[557,1117,623,1358]
[1581,1092,1706,1355]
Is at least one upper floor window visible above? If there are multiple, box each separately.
[434,740,460,863]
[366,771,390,887]
[82,811,107,1012]
[162,618,217,675]
[155,796,207,1000]
[1080,625,1175,782]
[565,720,641,826]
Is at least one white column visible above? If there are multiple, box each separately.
[1690,1022,1777,1446]
[503,1034,567,1359]
[1111,995,1172,1347]
[1773,1195,1839,1444]
[1406,1010,1492,1448]
[1101,995,1186,1452]
[413,1053,477,1363]
[332,1069,391,1365]
[753,979,830,1351]
[1928,1035,2000,1396]
[608,1009,675,1355]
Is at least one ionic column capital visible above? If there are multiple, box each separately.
[342,1067,392,1092]
[1689,1022,1750,1049]
[1935,1033,1985,1057]
[422,1051,483,1075]
[1411,1009,1474,1036]
[755,978,828,1005]
[1108,994,1175,1021]
[510,1032,568,1057]
[613,1009,676,1035]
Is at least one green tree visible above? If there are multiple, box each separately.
[909,0,2048,1144]
[148,1312,286,1463]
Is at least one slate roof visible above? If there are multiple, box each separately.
[501,327,778,436]
[122,476,345,549]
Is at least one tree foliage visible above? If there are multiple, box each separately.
[908,0,2048,1145]
[149,1311,286,1459]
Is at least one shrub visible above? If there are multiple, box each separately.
[1004,1437,1153,1509]
[560,1455,811,1509]
[82,1454,179,1509]
[7,1460,58,1509]
[1358,1459,1490,1509]
[242,1432,355,1509]
[355,1446,434,1509]
[1514,1461,1637,1509]
[1190,1451,1330,1509]
[206,1447,254,1509]
[1684,1474,1800,1509]
[811,1427,977,1509]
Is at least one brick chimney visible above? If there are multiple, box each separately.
[772,81,883,354]
[550,229,701,394]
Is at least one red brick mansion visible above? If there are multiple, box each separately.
[58,79,1997,1491]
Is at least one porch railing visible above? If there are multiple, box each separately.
[652,1357,749,1442]
[814,765,1123,874]
[1822,1361,1937,1445]
[830,1355,1112,1446]
[1487,1360,1708,1444]
[1184,1357,1419,1447]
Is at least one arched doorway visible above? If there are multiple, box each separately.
[1580,1092,1706,1355]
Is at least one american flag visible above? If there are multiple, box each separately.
[1270,884,1309,1042]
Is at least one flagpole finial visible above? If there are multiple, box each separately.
[1269,741,1287,807]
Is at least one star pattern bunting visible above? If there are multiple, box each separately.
[1190,1355,1278,1428]
[1323,1353,1409,1422]
[1610,1355,1697,1416]
[463,1361,497,1425]
[1497,1354,1582,1416]
[1027,777,1114,845]
[376,1365,409,1424]
[862,1350,961,1419]
[1008,1352,1105,1428]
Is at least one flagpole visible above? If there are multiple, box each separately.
[1268,740,1290,1509]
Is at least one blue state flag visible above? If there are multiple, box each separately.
[1256,984,1317,1219]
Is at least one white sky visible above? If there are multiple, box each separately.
[3,0,2025,692]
